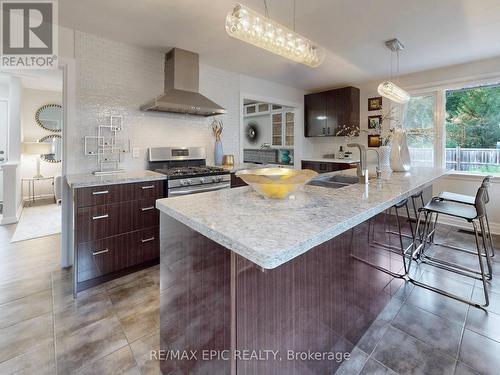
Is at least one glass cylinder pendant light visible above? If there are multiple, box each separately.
[378,81,410,104]
[225,3,325,67]
[378,39,410,104]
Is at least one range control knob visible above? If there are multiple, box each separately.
[200,178,206,184]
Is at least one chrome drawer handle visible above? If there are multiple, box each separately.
[141,206,155,211]
[141,237,155,243]
[92,190,109,195]
[141,185,155,190]
[92,214,109,220]
[92,249,109,256]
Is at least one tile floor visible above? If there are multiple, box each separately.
[0,220,499,375]
[337,225,500,375]
[0,224,159,375]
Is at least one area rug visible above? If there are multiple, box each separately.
[11,203,61,242]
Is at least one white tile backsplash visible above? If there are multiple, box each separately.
[68,31,241,174]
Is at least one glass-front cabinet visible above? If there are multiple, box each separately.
[272,113,283,146]
[271,110,294,147]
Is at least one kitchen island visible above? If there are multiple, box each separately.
[157,167,449,374]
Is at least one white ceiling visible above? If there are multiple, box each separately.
[59,0,500,90]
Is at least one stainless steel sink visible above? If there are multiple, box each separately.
[307,175,360,189]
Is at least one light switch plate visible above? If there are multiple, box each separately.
[132,147,140,158]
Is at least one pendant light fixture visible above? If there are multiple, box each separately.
[378,39,410,104]
[225,2,325,67]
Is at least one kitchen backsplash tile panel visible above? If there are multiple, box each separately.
[68,31,240,175]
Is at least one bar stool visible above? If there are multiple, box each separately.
[357,199,415,278]
[437,176,495,257]
[408,185,492,307]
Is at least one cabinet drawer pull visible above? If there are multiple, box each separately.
[141,185,155,190]
[92,214,109,220]
[92,249,109,256]
[141,237,155,243]
[92,190,109,195]
[141,206,155,211]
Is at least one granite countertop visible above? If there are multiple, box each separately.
[66,170,167,189]
[156,167,450,269]
[301,158,360,164]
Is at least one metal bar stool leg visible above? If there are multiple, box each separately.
[473,220,490,307]
[484,211,495,257]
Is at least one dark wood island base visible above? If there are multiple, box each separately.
[160,213,405,374]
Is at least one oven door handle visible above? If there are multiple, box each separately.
[168,183,230,197]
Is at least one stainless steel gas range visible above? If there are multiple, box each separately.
[148,147,230,197]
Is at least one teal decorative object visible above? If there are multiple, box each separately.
[281,150,291,164]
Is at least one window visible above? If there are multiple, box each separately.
[403,93,436,167]
[445,84,500,174]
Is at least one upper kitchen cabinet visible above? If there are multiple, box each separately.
[304,86,360,137]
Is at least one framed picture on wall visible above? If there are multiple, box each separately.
[368,97,382,111]
[368,134,381,147]
[368,115,382,129]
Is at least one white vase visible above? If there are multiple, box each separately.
[379,145,392,172]
[390,129,411,172]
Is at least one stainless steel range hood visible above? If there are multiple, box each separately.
[141,48,226,117]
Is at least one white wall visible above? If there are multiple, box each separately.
[20,88,62,198]
[65,31,305,175]
[242,114,271,149]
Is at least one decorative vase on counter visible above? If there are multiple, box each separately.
[212,118,224,166]
[379,145,392,172]
[214,140,223,166]
[390,129,411,172]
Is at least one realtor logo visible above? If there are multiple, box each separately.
[1,0,58,68]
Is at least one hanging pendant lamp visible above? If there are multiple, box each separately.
[378,39,410,104]
[225,2,325,67]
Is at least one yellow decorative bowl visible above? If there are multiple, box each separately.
[236,168,318,199]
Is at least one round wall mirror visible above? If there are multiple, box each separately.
[35,104,62,132]
[38,134,62,163]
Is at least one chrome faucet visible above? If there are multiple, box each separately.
[367,149,382,180]
[347,143,369,184]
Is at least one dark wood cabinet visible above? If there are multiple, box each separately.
[230,173,247,188]
[74,180,163,293]
[304,86,360,137]
[301,160,356,174]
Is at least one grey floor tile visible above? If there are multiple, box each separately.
[118,296,160,343]
[473,286,500,315]
[459,329,500,375]
[0,312,54,363]
[454,361,481,375]
[130,331,160,375]
[392,304,463,357]
[405,281,470,325]
[56,315,128,374]
[334,347,368,375]
[108,274,159,314]
[0,338,55,375]
[73,345,140,375]
[465,308,500,344]
[54,291,114,337]
[360,358,398,375]
[372,326,456,375]
[356,319,390,355]
[0,273,52,305]
[0,288,52,328]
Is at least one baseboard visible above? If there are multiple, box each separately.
[437,215,500,236]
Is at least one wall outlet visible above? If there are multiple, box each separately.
[132,147,140,158]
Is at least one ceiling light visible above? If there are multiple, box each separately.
[378,39,410,104]
[225,3,325,67]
